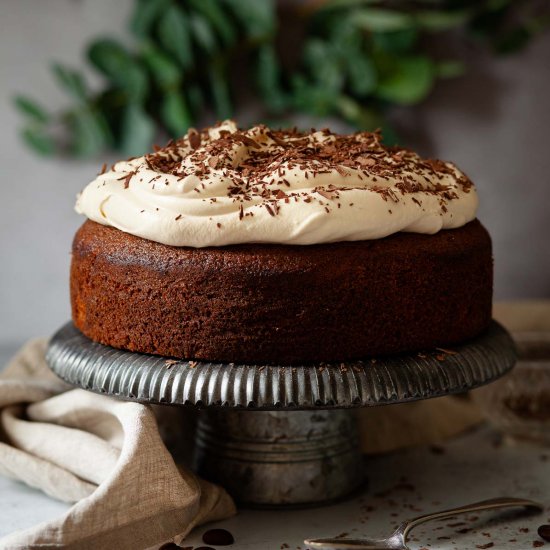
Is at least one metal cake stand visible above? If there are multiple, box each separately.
[46,321,516,507]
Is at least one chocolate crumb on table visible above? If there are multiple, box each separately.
[429,445,446,455]
[202,528,234,546]
[539,525,550,541]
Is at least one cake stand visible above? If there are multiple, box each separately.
[46,321,516,508]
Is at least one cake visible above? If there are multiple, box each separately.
[71,121,492,364]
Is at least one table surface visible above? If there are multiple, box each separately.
[0,421,548,549]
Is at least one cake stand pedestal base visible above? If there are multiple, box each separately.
[194,409,363,507]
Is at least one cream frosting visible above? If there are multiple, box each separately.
[75,120,478,247]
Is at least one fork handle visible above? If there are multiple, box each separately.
[304,497,542,550]
[400,497,542,540]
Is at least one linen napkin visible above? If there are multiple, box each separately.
[356,394,483,454]
[0,338,236,550]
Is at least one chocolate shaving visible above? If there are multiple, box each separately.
[265,204,275,217]
[267,131,288,148]
[317,189,336,200]
[235,133,261,149]
[188,128,201,150]
[117,169,138,189]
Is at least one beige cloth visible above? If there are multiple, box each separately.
[357,395,482,454]
[494,300,550,332]
[0,339,236,550]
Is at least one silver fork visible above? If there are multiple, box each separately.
[305,497,543,549]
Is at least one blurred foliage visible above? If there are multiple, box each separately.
[14,0,549,156]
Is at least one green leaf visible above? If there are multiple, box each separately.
[436,60,466,78]
[291,75,337,117]
[141,42,181,90]
[494,26,532,54]
[187,83,204,114]
[415,10,471,31]
[256,43,287,113]
[21,127,56,156]
[347,56,377,96]
[329,16,362,54]
[336,95,383,129]
[13,95,50,123]
[317,0,380,10]
[303,39,344,92]
[353,8,415,32]
[68,108,111,157]
[130,0,170,38]
[468,5,509,39]
[88,39,149,101]
[120,103,155,157]
[380,122,399,146]
[375,56,435,104]
[51,63,88,101]
[157,5,193,69]
[486,0,514,9]
[209,62,232,119]
[160,90,193,137]
[222,0,275,39]
[95,87,127,140]
[371,29,419,53]
[327,17,377,95]
[188,0,236,46]
[189,13,218,54]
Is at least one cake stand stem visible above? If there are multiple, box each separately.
[193,409,365,507]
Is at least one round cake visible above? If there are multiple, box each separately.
[71,121,492,364]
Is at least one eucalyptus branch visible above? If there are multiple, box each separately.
[14,0,548,157]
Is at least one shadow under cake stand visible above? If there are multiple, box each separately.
[46,321,516,508]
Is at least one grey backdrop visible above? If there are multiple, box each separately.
[1,0,549,352]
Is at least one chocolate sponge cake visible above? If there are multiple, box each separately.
[72,121,492,364]
[71,219,492,364]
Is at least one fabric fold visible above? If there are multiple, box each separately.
[0,339,236,550]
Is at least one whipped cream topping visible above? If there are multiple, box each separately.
[76,120,478,247]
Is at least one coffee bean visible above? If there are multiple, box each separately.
[158,544,180,550]
[538,524,550,542]
[202,528,235,546]
[195,547,216,550]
